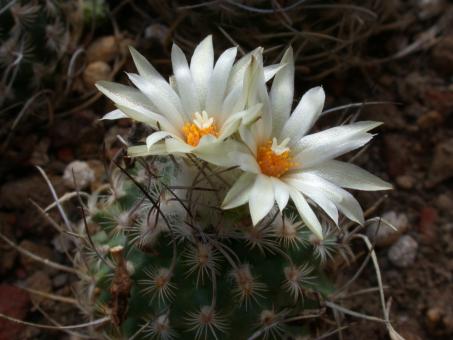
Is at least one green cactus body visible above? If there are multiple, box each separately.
[86,156,337,340]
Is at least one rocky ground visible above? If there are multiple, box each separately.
[0,1,452,339]
[330,18,453,339]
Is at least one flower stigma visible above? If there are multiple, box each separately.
[257,137,297,177]
[182,110,219,146]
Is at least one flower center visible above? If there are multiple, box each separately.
[257,138,296,177]
[182,110,219,146]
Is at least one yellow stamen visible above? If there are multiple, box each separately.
[182,122,219,147]
[257,140,297,177]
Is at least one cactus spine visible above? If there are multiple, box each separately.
[78,156,341,339]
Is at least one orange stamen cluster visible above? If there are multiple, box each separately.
[182,123,219,147]
[257,140,296,177]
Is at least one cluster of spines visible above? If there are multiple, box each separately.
[83,159,343,339]
[0,1,71,105]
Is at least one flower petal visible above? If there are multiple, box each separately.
[293,121,382,168]
[246,55,272,139]
[249,119,268,147]
[334,189,364,225]
[227,46,283,90]
[222,173,256,210]
[165,138,194,154]
[129,46,165,81]
[115,103,179,136]
[285,172,364,225]
[96,81,154,112]
[281,86,325,143]
[305,160,393,191]
[284,172,343,201]
[190,35,214,108]
[285,177,339,224]
[96,81,177,131]
[228,151,261,173]
[195,138,243,167]
[146,131,174,150]
[249,175,275,225]
[206,47,237,116]
[127,144,167,157]
[264,63,286,82]
[129,47,185,115]
[270,177,290,212]
[220,85,246,124]
[172,43,200,114]
[288,188,323,239]
[127,73,186,127]
[101,109,128,120]
[270,47,294,136]
[305,191,339,225]
[239,125,258,156]
[217,119,241,141]
[227,47,262,91]
[219,103,262,140]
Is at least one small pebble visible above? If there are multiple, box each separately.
[416,110,443,129]
[83,61,111,88]
[436,194,453,213]
[426,305,453,335]
[427,139,453,186]
[86,36,118,63]
[25,271,52,306]
[367,211,409,247]
[427,307,442,326]
[63,160,95,190]
[52,274,68,288]
[388,235,418,268]
[396,175,415,189]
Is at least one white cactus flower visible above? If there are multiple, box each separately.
[96,36,283,165]
[221,47,392,239]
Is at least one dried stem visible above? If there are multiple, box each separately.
[29,199,82,240]
[35,305,94,339]
[19,286,78,305]
[324,301,386,323]
[0,232,90,280]
[36,166,72,231]
[0,313,110,330]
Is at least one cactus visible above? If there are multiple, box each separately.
[0,155,402,339]
[0,36,401,339]
[79,156,343,339]
[74,36,394,339]
[0,0,74,106]
[0,1,83,154]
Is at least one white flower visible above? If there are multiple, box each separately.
[96,36,283,165]
[221,48,392,238]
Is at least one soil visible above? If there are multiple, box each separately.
[0,1,452,339]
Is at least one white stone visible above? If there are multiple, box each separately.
[388,235,418,268]
[366,211,409,247]
[63,160,95,189]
